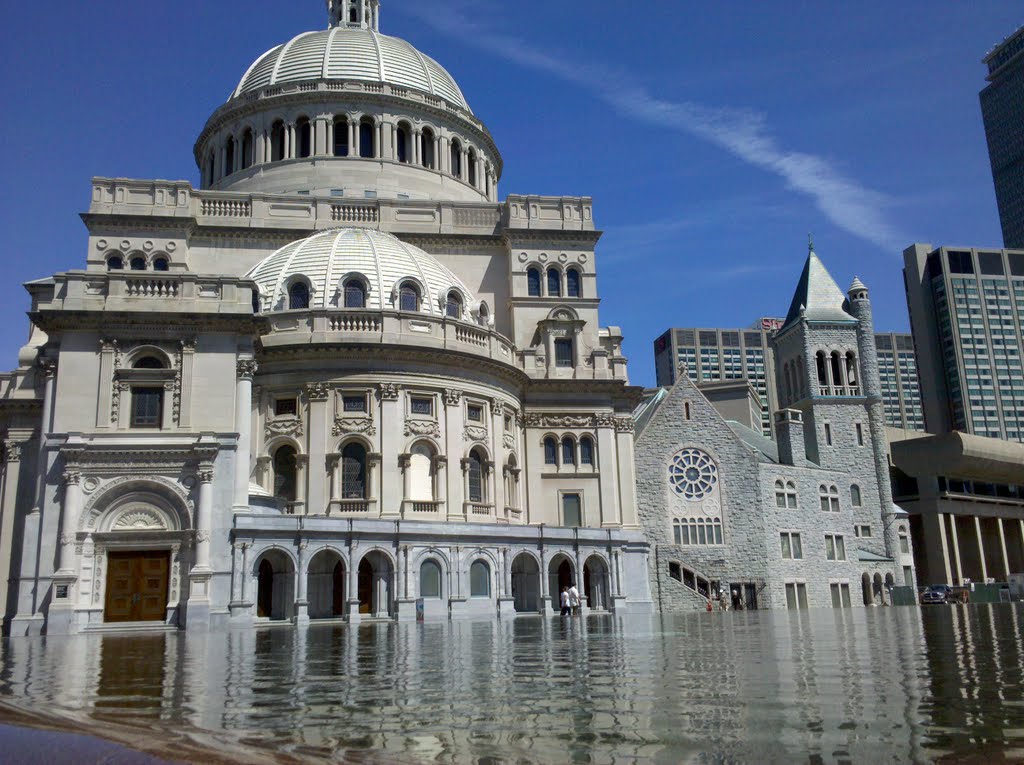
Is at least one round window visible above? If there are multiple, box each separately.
[669,449,718,500]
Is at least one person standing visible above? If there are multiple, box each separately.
[568,581,581,615]
[559,586,571,616]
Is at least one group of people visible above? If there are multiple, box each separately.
[559,583,582,616]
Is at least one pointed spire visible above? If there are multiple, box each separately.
[781,238,856,329]
[808,232,815,255]
[849,276,867,293]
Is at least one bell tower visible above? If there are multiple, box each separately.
[327,0,380,30]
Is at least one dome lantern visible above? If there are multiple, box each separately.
[327,0,379,30]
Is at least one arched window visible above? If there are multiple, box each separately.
[271,121,286,162]
[225,136,235,176]
[289,281,310,310]
[445,291,462,319]
[296,117,312,158]
[341,442,367,499]
[467,448,485,503]
[152,257,169,272]
[543,437,557,465]
[580,436,594,465]
[399,282,420,312]
[420,560,442,598]
[344,278,366,308]
[845,352,859,389]
[830,351,845,391]
[470,560,490,597]
[130,256,146,271]
[241,129,254,169]
[408,442,435,501]
[349,6,358,23]
[527,267,541,297]
[252,290,261,314]
[819,484,840,512]
[450,139,462,177]
[816,351,828,390]
[396,124,410,163]
[468,148,477,186]
[478,302,489,326]
[561,437,576,466]
[133,355,165,369]
[273,445,297,501]
[547,268,561,297]
[784,363,793,402]
[850,484,862,507]
[359,118,374,158]
[107,256,124,271]
[421,127,435,169]
[207,153,216,184]
[775,480,797,508]
[566,268,581,298]
[333,116,349,157]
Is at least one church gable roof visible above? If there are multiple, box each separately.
[781,249,856,330]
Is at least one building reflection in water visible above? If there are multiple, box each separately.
[0,607,1021,763]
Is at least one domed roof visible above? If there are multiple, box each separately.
[232,28,470,113]
[248,228,476,315]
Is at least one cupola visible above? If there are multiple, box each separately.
[327,0,380,30]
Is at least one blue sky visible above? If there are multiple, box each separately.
[0,1,1020,388]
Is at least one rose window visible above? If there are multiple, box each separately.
[669,449,718,500]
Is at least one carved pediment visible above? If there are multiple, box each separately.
[332,417,376,437]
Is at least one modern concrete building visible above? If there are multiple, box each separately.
[654,323,924,433]
[637,247,914,611]
[981,25,1024,249]
[0,0,653,635]
[903,244,1024,442]
[889,428,1024,587]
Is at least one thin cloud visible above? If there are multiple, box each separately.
[399,1,904,251]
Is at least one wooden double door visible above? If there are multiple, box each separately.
[105,551,171,622]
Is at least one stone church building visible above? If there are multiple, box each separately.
[0,0,652,634]
[635,249,917,610]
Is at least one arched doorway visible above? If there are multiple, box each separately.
[861,572,872,606]
[873,573,885,605]
[511,553,540,613]
[307,550,346,619]
[357,551,393,618]
[255,550,295,620]
[584,556,609,611]
[548,554,575,612]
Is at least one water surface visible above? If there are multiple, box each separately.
[1,607,1022,764]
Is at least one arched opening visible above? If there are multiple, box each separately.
[107,255,124,271]
[510,553,540,613]
[255,550,295,620]
[566,268,581,298]
[561,437,576,466]
[206,153,216,184]
[398,281,420,312]
[296,117,312,158]
[450,139,462,177]
[504,454,519,509]
[252,290,261,314]
[343,278,366,308]
[543,437,557,465]
[873,573,885,605]
[359,118,374,158]
[579,436,594,466]
[152,257,169,272]
[307,550,346,619]
[333,116,349,157]
[784,363,793,402]
[341,442,367,499]
[861,572,873,606]
[289,281,310,310]
[468,148,477,186]
[271,120,286,162]
[845,352,859,390]
[357,551,393,617]
[420,559,442,599]
[830,351,845,392]
[851,484,862,506]
[408,441,435,502]
[467,448,485,503]
[584,555,608,611]
[396,123,411,163]
[885,572,895,598]
[421,127,435,168]
[816,351,828,391]
[273,445,298,502]
[130,256,147,271]
[547,267,561,297]
[133,355,166,369]
[548,555,575,612]
[241,129,254,169]
[445,290,462,319]
[478,302,489,326]
[527,267,541,297]
[225,136,235,176]
[470,560,490,598]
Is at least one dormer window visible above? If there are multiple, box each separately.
[554,339,574,368]
[344,278,366,308]
[289,281,310,310]
[399,282,420,312]
[445,291,462,319]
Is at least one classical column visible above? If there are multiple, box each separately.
[305,383,330,515]
[294,454,308,515]
[0,441,26,616]
[974,516,988,582]
[194,465,214,571]
[490,402,505,517]
[327,454,341,508]
[55,468,82,574]
[33,359,57,514]
[257,130,267,165]
[997,518,1011,581]
[231,543,245,603]
[367,452,381,514]
[502,547,511,597]
[398,453,412,516]
[326,118,335,157]
[234,360,257,510]
[434,455,448,512]
[286,123,295,159]
[349,117,358,157]
[295,542,309,623]
[96,339,117,428]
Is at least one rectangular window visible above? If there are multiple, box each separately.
[410,397,433,416]
[900,534,910,554]
[856,525,872,538]
[830,583,841,608]
[903,566,914,587]
[841,583,852,607]
[780,532,802,559]
[785,582,808,610]
[467,404,483,422]
[797,583,808,609]
[555,339,574,367]
[824,423,833,446]
[275,398,298,416]
[342,395,366,413]
[832,583,852,607]
[825,534,846,561]
[131,387,163,428]
[562,493,582,528]
[856,423,864,446]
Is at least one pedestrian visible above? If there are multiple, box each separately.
[568,581,581,615]
[705,598,713,612]
[559,586,571,616]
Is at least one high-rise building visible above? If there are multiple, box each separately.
[653,323,925,433]
[980,25,1024,249]
[903,244,1024,442]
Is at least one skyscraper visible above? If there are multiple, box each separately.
[980,25,1024,249]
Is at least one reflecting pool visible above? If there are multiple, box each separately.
[1,606,1023,764]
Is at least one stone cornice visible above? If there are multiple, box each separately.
[501,230,602,247]
[31,313,259,336]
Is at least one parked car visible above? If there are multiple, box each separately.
[920,585,954,605]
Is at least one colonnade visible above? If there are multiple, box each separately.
[928,511,1024,584]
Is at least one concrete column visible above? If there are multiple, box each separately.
[295,542,308,622]
[55,469,82,574]
[194,466,214,570]
[936,512,953,585]
[460,149,468,181]
[502,547,511,597]
[974,516,988,582]
[948,514,964,584]
[234,360,256,510]
[286,124,295,159]
[349,118,358,157]
[997,518,1011,581]
[96,340,116,428]
[367,453,381,512]
[326,119,335,157]
[347,547,361,621]
[540,546,549,604]
[327,454,341,504]
[257,131,266,165]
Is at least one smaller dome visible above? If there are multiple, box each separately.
[248,228,475,315]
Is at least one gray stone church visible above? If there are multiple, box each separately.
[635,248,916,610]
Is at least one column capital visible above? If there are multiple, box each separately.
[294,454,310,467]
[198,468,215,484]
[237,359,258,380]
[38,357,58,379]
[379,382,400,401]
[62,469,82,486]
[306,382,330,401]
[444,388,462,406]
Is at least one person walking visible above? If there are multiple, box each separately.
[568,581,581,616]
[559,586,571,616]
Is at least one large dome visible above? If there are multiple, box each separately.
[232,29,471,113]
[248,228,477,315]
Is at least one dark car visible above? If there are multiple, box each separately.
[921,585,954,605]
